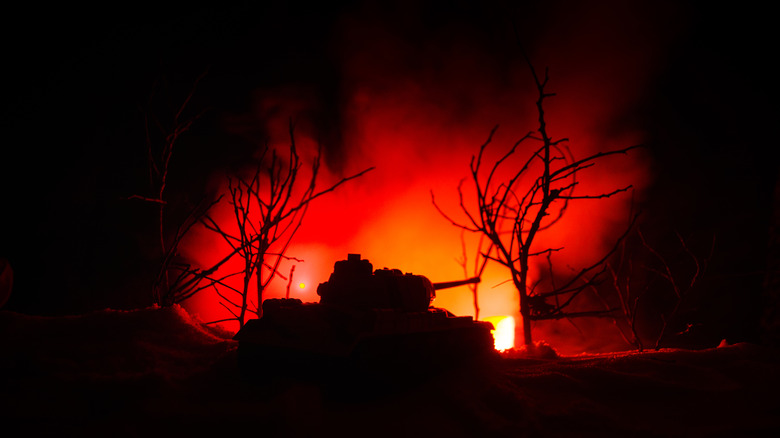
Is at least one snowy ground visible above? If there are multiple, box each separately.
[2,306,778,437]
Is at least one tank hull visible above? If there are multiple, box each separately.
[234,300,497,380]
[233,254,498,383]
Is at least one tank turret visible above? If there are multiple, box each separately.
[233,254,497,380]
[316,254,481,312]
[316,253,438,312]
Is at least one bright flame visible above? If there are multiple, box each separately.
[484,316,515,351]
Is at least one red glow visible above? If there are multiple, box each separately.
[181,6,662,355]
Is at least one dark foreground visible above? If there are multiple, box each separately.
[1,306,778,437]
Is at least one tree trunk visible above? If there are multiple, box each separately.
[239,267,250,328]
[256,237,268,319]
[521,299,533,346]
[517,263,533,346]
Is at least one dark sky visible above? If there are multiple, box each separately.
[1,0,777,346]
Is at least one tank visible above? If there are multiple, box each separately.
[233,254,497,380]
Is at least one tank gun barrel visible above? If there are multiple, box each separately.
[433,277,481,290]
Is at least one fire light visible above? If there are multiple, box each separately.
[180,16,651,352]
[484,316,515,351]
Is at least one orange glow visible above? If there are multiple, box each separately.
[484,316,516,351]
[182,86,648,354]
[180,12,656,356]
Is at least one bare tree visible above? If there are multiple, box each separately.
[605,226,715,350]
[456,230,493,320]
[196,121,374,328]
[432,57,640,346]
[127,76,372,313]
[128,72,211,306]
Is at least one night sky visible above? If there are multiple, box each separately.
[2,1,777,348]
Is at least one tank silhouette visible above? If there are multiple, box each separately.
[233,254,497,378]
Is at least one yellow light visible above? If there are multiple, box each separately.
[483,316,515,351]
[299,282,306,289]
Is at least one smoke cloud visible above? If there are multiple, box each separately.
[184,1,681,354]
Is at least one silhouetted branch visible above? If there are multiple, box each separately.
[530,308,620,321]
[606,220,716,350]
[455,230,493,319]
[285,264,296,299]
[189,121,373,328]
[433,53,642,346]
[129,71,214,306]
